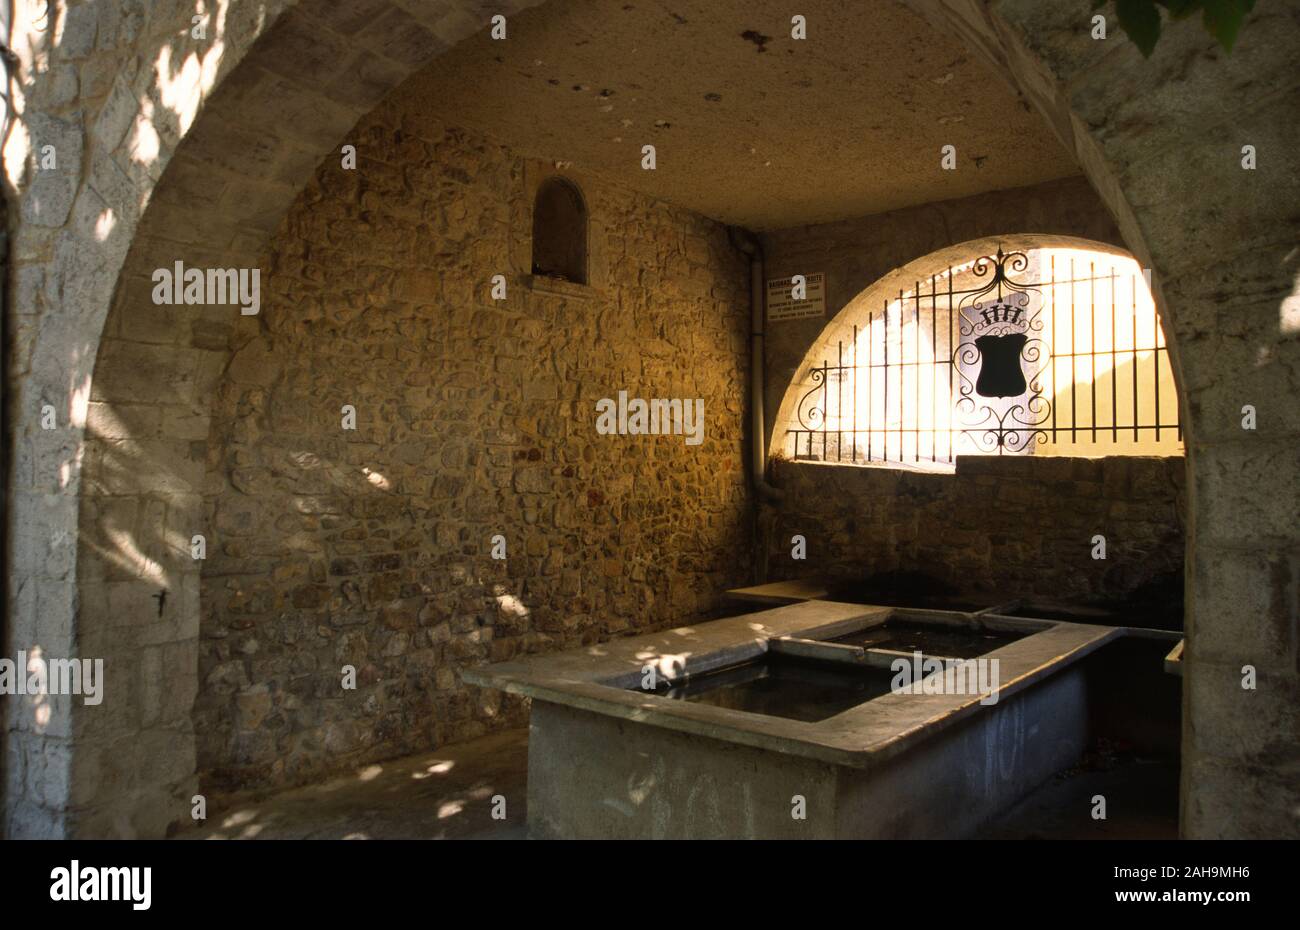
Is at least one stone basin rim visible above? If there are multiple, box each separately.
[462,600,1126,770]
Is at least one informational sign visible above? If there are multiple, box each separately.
[766,272,826,322]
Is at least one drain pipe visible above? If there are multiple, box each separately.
[729,227,783,585]
[729,226,783,503]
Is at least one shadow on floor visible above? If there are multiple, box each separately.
[176,728,1178,840]
[985,753,1180,839]
[177,728,530,840]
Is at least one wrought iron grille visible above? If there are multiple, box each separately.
[785,247,1182,466]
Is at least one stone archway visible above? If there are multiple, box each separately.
[896,0,1300,839]
[4,0,548,839]
[4,0,1295,838]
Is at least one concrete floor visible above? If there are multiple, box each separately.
[180,729,530,840]
[986,754,1180,840]
[178,728,1177,840]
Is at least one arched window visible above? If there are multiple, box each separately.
[773,238,1183,471]
[531,176,588,284]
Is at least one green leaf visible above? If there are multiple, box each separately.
[1158,0,1200,19]
[1202,0,1247,51]
[1117,0,1164,56]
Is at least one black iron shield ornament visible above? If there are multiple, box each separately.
[973,332,1028,398]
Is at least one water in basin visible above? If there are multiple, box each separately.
[646,654,895,722]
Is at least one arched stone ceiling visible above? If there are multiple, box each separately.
[396,0,1082,230]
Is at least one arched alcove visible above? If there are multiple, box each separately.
[769,234,1188,617]
[531,176,587,284]
[771,235,1182,468]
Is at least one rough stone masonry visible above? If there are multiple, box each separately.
[193,107,753,797]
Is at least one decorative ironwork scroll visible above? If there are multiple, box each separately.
[781,243,1181,467]
[951,247,1051,454]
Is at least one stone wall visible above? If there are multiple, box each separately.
[192,107,753,797]
[770,455,1185,610]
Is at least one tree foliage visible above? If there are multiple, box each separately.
[1094,0,1259,56]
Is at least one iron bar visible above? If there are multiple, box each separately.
[1090,260,1097,443]
[1132,273,1139,443]
[784,249,1179,466]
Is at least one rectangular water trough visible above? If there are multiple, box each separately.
[462,598,1121,838]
